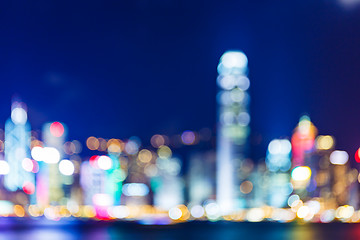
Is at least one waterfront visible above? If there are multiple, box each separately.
[0,221,358,240]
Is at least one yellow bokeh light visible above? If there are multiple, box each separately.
[138,149,152,163]
[157,145,172,159]
[86,137,99,150]
[14,205,25,217]
[82,205,96,218]
[107,139,123,153]
[316,135,334,150]
[297,206,310,219]
[28,205,40,217]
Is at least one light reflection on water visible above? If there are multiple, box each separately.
[0,222,356,240]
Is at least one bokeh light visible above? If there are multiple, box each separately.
[330,150,349,165]
[49,122,64,137]
[59,160,75,176]
[291,166,311,181]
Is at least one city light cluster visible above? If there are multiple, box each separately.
[0,51,359,225]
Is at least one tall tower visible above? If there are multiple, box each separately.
[216,51,250,214]
[290,116,317,200]
[265,139,292,207]
[42,122,67,205]
[4,101,34,196]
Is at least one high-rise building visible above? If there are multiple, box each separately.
[313,135,335,207]
[291,116,317,168]
[216,51,250,214]
[153,156,184,210]
[265,139,292,207]
[188,151,215,205]
[4,101,35,200]
[290,116,317,199]
[80,160,106,205]
[41,122,67,205]
[329,150,350,206]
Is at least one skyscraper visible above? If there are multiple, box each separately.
[4,101,35,198]
[42,122,67,205]
[290,116,317,199]
[265,139,292,207]
[216,51,250,214]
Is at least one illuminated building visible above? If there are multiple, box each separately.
[290,116,317,199]
[291,116,317,167]
[153,148,184,210]
[265,139,293,207]
[80,160,106,205]
[4,101,35,201]
[38,122,67,205]
[329,150,350,206]
[216,51,250,213]
[81,154,123,217]
[188,151,215,205]
[250,163,268,207]
[103,154,122,206]
[313,135,335,208]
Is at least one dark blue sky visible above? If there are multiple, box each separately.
[1,0,360,158]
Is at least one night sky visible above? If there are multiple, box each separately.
[1,0,360,159]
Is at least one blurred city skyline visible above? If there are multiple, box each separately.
[1,0,360,159]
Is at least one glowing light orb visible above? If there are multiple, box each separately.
[291,166,311,181]
[330,150,349,165]
[31,146,44,161]
[92,193,113,207]
[86,137,99,150]
[59,160,75,176]
[11,107,27,125]
[297,206,310,219]
[0,161,10,175]
[22,181,35,195]
[97,155,112,170]
[181,131,196,145]
[168,207,182,220]
[89,155,100,168]
[22,158,34,172]
[138,149,152,163]
[316,135,334,150]
[268,139,292,155]
[43,147,60,164]
[356,148,360,163]
[157,145,172,159]
[50,122,64,137]
[220,51,248,70]
[190,205,204,218]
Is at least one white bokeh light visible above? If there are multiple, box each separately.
[168,207,182,220]
[0,161,10,175]
[31,146,44,161]
[291,166,311,181]
[97,155,112,170]
[330,150,349,165]
[11,107,27,125]
[22,158,34,172]
[190,205,204,218]
[220,51,248,70]
[43,147,60,164]
[59,160,75,176]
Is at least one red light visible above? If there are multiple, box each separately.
[89,155,100,168]
[355,148,360,163]
[23,181,35,195]
[50,122,64,137]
